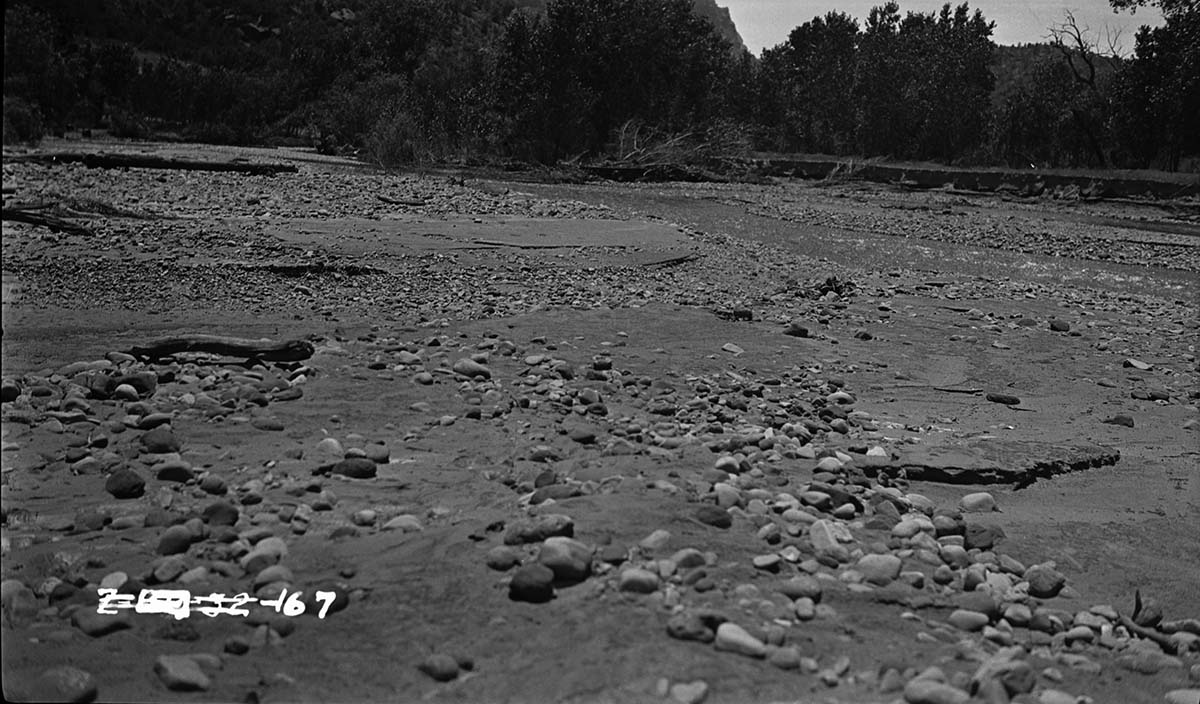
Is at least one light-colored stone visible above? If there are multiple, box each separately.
[713,623,766,658]
[154,655,211,691]
[670,680,709,704]
[959,492,997,513]
[856,554,902,586]
[618,568,659,594]
[903,678,969,704]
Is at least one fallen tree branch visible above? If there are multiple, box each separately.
[376,194,426,206]
[6,152,297,176]
[641,252,699,268]
[470,239,579,249]
[1,206,93,236]
[1118,614,1180,655]
[128,335,314,362]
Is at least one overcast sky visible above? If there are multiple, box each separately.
[722,0,1165,55]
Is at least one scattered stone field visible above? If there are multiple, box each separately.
[2,141,1198,704]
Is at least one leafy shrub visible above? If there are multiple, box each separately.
[2,96,44,144]
[365,112,428,166]
[108,109,150,139]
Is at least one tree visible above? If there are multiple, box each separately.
[1046,11,1124,166]
[849,3,994,160]
[495,0,735,161]
[1109,0,1199,169]
[758,12,859,153]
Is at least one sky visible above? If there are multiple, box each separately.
[721,0,1166,55]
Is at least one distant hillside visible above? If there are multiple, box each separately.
[515,0,746,52]
[689,0,746,53]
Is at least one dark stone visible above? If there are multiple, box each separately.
[140,428,180,454]
[104,468,145,499]
[1102,414,1135,428]
[530,484,579,504]
[599,544,627,565]
[157,525,194,555]
[1,379,20,403]
[986,393,1021,406]
[783,322,810,338]
[568,427,597,444]
[73,510,110,533]
[667,612,715,643]
[310,585,351,616]
[509,564,555,603]
[116,372,157,396]
[199,475,227,495]
[964,523,1005,550]
[1000,661,1037,696]
[417,654,460,682]
[1049,319,1070,332]
[155,461,194,483]
[953,591,999,620]
[154,619,200,641]
[695,505,732,529]
[1025,564,1065,599]
[71,610,131,637]
[331,458,377,479]
[143,509,180,528]
[201,501,239,526]
[48,582,80,604]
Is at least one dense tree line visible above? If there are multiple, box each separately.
[3,0,1195,170]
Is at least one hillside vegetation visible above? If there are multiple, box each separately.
[3,0,1196,171]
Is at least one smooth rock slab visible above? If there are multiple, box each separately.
[874,439,1120,484]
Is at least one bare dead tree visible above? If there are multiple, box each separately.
[1047,11,1124,167]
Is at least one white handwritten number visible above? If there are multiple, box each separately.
[314,590,336,619]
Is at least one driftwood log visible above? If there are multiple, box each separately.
[7,152,298,176]
[1,206,93,237]
[128,335,314,362]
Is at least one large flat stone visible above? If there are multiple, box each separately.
[868,440,1119,485]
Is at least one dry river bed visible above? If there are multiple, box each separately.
[1,142,1198,704]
